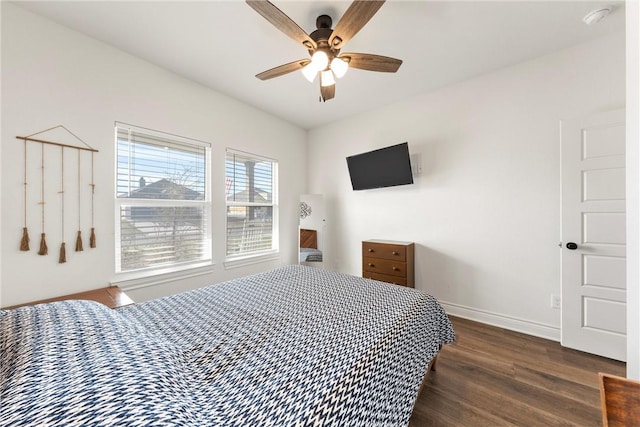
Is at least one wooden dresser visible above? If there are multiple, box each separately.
[362,240,415,287]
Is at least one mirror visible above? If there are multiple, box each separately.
[299,194,325,267]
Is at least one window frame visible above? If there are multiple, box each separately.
[114,122,213,279]
[224,148,279,264]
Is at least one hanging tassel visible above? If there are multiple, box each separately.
[38,144,47,256]
[89,152,96,249]
[38,233,48,255]
[20,227,30,251]
[90,227,96,248]
[75,151,84,253]
[21,140,30,252]
[75,230,84,252]
[58,147,66,263]
[59,242,67,263]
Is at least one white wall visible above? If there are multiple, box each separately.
[308,31,626,341]
[0,3,306,307]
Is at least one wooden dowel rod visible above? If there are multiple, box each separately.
[16,136,98,153]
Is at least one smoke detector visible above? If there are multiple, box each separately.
[583,6,612,25]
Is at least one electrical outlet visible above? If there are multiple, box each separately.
[551,294,561,309]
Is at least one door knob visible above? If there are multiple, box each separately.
[566,242,578,250]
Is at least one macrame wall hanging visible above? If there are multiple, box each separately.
[17,125,98,264]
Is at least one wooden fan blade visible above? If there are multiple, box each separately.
[246,0,316,50]
[329,1,385,49]
[340,52,402,73]
[320,84,335,102]
[256,59,311,80]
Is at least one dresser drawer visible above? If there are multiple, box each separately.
[363,272,408,286]
[362,241,407,262]
[363,257,407,278]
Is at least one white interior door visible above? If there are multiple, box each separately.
[561,109,626,361]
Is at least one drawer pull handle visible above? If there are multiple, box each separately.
[393,267,399,271]
[368,263,374,267]
[392,251,398,255]
[368,249,374,252]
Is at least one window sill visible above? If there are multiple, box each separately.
[224,251,280,270]
[112,261,214,291]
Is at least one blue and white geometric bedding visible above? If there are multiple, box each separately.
[299,247,323,262]
[1,265,454,426]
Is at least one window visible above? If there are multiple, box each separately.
[225,149,277,258]
[115,123,211,274]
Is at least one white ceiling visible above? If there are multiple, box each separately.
[13,1,625,130]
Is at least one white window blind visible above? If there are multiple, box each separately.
[225,149,277,257]
[116,124,211,273]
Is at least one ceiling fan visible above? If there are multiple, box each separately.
[246,0,402,102]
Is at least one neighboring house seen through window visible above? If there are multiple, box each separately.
[115,123,211,274]
[225,149,277,258]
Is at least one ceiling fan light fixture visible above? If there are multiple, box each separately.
[320,70,335,87]
[301,64,317,82]
[310,50,329,72]
[330,57,349,78]
[245,0,402,102]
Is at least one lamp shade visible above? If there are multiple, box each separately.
[330,57,349,78]
[320,70,335,87]
[310,51,329,72]
[301,64,317,82]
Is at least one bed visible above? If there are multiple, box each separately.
[0,265,454,426]
[300,228,323,262]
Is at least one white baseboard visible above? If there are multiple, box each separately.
[439,301,561,342]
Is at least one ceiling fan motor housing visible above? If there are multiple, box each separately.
[309,15,343,67]
[316,14,332,29]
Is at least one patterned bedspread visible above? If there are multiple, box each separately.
[299,247,323,262]
[1,265,454,426]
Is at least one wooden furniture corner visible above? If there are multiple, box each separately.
[599,372,640,426]
[3,286,134,310]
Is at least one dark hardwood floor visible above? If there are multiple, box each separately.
[409,316,626,426]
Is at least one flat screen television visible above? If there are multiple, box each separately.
[346,142,413,191]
